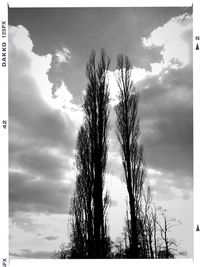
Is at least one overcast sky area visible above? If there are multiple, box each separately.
[8,7,193,259]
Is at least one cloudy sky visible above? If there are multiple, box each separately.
[9,6,193,259]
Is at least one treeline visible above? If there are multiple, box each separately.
[55,49,186,259]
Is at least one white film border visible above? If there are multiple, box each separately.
[0,0,8,265]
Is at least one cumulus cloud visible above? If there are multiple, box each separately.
[142,13,192,67]
[52,81,84,125]
[108,13,192,108]
[9,25,33,52]
[9,25,82,218]
[9,27,76,151]
[55,47,71,65]
[48,46,72,99]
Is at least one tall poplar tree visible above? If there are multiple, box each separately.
[70,49,111,258]
[115,54,146,258]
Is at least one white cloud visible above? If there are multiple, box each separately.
[54,80,73,103]
[9,25,53,106]
[147,168,162,176]
[52,81,83,127]
[9,25,33,52]
[55,47,71,65]
[142,13,192,67]
[108,13,192,107]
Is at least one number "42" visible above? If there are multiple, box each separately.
[2,120,7,129]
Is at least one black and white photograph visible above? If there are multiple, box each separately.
[1,0,199,265]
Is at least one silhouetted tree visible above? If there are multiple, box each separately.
[70,49,111,258]
[157,249,175,259]
[114,237,126,258]
[140,185,154,258]
[152,206,158,258]
[83,49,111,258]
[155,207,187,258]
[69,124,94,258]
[115,54,146,258]
[53,243,71,259]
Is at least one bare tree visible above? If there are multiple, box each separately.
[155,208,187,258]
[70,49,111,258]
[76,125,94,257]
[152,206,158,258]
[53,243,71,259]
[84,49,111,258]
[69,123,94,258]
[115,54,146,258]
[141,185,154,258]
[114,237,125,258]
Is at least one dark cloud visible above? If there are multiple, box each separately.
[9,25,78,217]
[10,143,72,181]
[137,63,192,192]
[44,235,58,241]
[9,171,73,215]
[10,249,54,259]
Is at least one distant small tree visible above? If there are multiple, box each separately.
[141,185,154,258]
[53,243,71,259]
[151,205,158,258]
[157,249,175,259]
[155,207,187,258]
[114,237,125,258]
